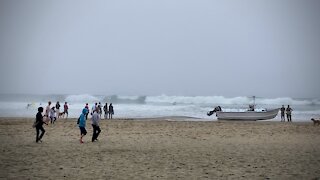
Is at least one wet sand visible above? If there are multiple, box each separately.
[0,117,320,179]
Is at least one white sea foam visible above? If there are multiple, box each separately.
[65,94,100,103]
[0,94,319,121]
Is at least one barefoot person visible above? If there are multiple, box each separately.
[35,107,48,143]
[91,107,101,142]
[78,108,88,143]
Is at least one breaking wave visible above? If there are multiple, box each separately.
[145,95,320,106]
[1,93,319,106]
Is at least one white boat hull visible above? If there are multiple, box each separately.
[216,108,279,121]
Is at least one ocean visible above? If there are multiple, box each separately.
[0,94,319,122]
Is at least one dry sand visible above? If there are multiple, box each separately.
[0,117,320,179]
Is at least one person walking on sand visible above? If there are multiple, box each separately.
[103,103,108,119]
[108,103,114,119]
[35,107,48,143]
[78,108,88,143]
[286,105,293,122]
[55,101,60,119]
[91,107,101,142]
[44,101,51,123]
[280,105,285,122]
[49,107,57,124]
[63,102,69,119]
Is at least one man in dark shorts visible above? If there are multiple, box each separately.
[78,108,88,143]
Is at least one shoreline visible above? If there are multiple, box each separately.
[0,116,312,123]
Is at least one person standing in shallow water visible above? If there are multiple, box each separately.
[286,105,293,122]
[280,105,285,122]
[35,107,47,143]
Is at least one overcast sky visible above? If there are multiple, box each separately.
[0,0,319,98]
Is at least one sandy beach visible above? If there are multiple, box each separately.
[0,117,320,179]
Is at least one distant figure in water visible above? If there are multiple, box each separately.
[35,107,48,143]
[108,103,114,119]
[286,105,293,122]
[280,105,285,122]
[26,103,32,109]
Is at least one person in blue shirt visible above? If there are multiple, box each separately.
[78,108,88,143]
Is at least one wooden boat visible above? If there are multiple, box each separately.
[216,108,280,121]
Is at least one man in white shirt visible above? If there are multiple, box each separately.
[44,101,51,123]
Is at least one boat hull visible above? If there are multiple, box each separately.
[216,108,279,121]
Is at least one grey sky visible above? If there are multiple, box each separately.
[0,0,319,98]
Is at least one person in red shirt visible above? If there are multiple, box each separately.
[64,102,69,119]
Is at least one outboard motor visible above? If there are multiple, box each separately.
[207,106,222,116]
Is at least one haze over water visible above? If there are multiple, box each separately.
[0,0,319,118]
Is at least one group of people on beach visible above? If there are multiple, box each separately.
[79,102,114,143]
[280,105,293,122]
[43,101,69,124]
[34,101,114,144]
[85,102,114,120]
